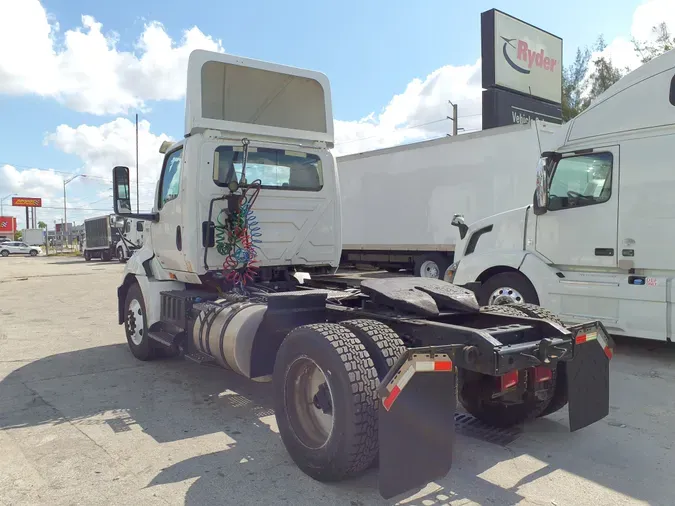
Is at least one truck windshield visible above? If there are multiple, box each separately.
[213,146,323,191]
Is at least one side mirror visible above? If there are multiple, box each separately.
[113,166,132,215]
[112,166,159,221]
[451,213,469,239]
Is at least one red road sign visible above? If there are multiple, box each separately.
[12,197,42,207]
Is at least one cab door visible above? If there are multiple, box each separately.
[152,146,186,272]
[535,147,619,268]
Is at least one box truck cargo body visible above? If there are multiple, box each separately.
[83,215,121,261]
[337,122,561,277]
[21,229,45,246]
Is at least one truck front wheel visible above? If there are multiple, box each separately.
[117,247,127,263]
[273,323,379,482]
[124,283,156,361]
[478,271,539,306]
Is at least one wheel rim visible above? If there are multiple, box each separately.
[489,286,524,305]
[127,299,145,345]
[1,251,7,257]
[285,357,334,449]
[419,260,440,278]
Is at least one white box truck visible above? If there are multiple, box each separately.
[83,214,121,261]
[21,228,45,246]
[448,49,675,342]
[337,122,560,278]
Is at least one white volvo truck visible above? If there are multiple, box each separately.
[111,49,614,499]
[449,49,675,342]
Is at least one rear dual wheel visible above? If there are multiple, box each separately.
[273,320,405,482]
[458,303,565,427]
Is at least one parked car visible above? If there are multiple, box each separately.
[0,241,40,257]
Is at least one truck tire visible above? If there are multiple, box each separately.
[478,271,539,306]
[339,319,406,380]
[84,250,91,261]
[117,247,127,263]
[124,283,156,361]
[457,367,554,428]
[273,323,379,482]
[101,250,111,262]
[414,253,449,279]
[507,303,569,418]
[478,302,567,420]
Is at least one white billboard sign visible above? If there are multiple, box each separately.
[482,10,562,104]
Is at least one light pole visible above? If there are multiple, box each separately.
[1,193,17,216]
[64,175,86,245]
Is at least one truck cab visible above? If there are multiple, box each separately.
[450,49,675,342]
[114,217,145,263]
[113,50,340,285]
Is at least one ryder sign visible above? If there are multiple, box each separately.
[482,9,562,104]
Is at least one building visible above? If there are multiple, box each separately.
[0,216,18,242]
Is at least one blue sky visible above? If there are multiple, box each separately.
[0,0,665,226]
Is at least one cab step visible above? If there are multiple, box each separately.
[184,351,216,365]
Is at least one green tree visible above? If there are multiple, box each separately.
[585,36,626,103]
[14,231,22,241]
[562,47,591,121]
[38,221,47,229]
[633,22,675,64]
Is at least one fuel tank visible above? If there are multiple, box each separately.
[192,300,268,379]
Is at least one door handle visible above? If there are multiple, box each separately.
[594,248,614,256]
[176,226,182,251]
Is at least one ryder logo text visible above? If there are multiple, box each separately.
[501,36,558,75]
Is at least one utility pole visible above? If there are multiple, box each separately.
[448,100,458,136]
[64,174,86,246]
[136,113,140,213]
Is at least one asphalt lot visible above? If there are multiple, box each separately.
[1,257,674,505]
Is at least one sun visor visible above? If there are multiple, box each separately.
[185,50,334,145]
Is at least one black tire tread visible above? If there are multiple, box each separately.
[479,305,530,318]
[339,319,406,380]
[284,323,379,478]
[506,303,563,325]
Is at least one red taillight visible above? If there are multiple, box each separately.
[500,370,519,390]
[533,365,553,383]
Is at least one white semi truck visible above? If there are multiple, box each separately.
[449,49,675,343]
[114,217,145,263]
[338,122,560,278]
[110,49,614,499]
[83,214,121,261]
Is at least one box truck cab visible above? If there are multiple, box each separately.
[450,49,675,342]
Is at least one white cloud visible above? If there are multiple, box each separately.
[0,0,224,115]
[334,60,483,156]
[584,0,675,85]
[47,117,171,182]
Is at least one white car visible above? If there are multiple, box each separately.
[0,241,40,257]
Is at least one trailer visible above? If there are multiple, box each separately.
[83,215,121,261]
[336,122,561,278]
[110,49,613,500]
[21,228,45,246]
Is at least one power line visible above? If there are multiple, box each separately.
[0,161,156,185]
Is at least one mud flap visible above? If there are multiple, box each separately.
[377,348,458,500]
[566,322,615,432]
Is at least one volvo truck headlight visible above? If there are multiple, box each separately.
[443,261,459,283]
